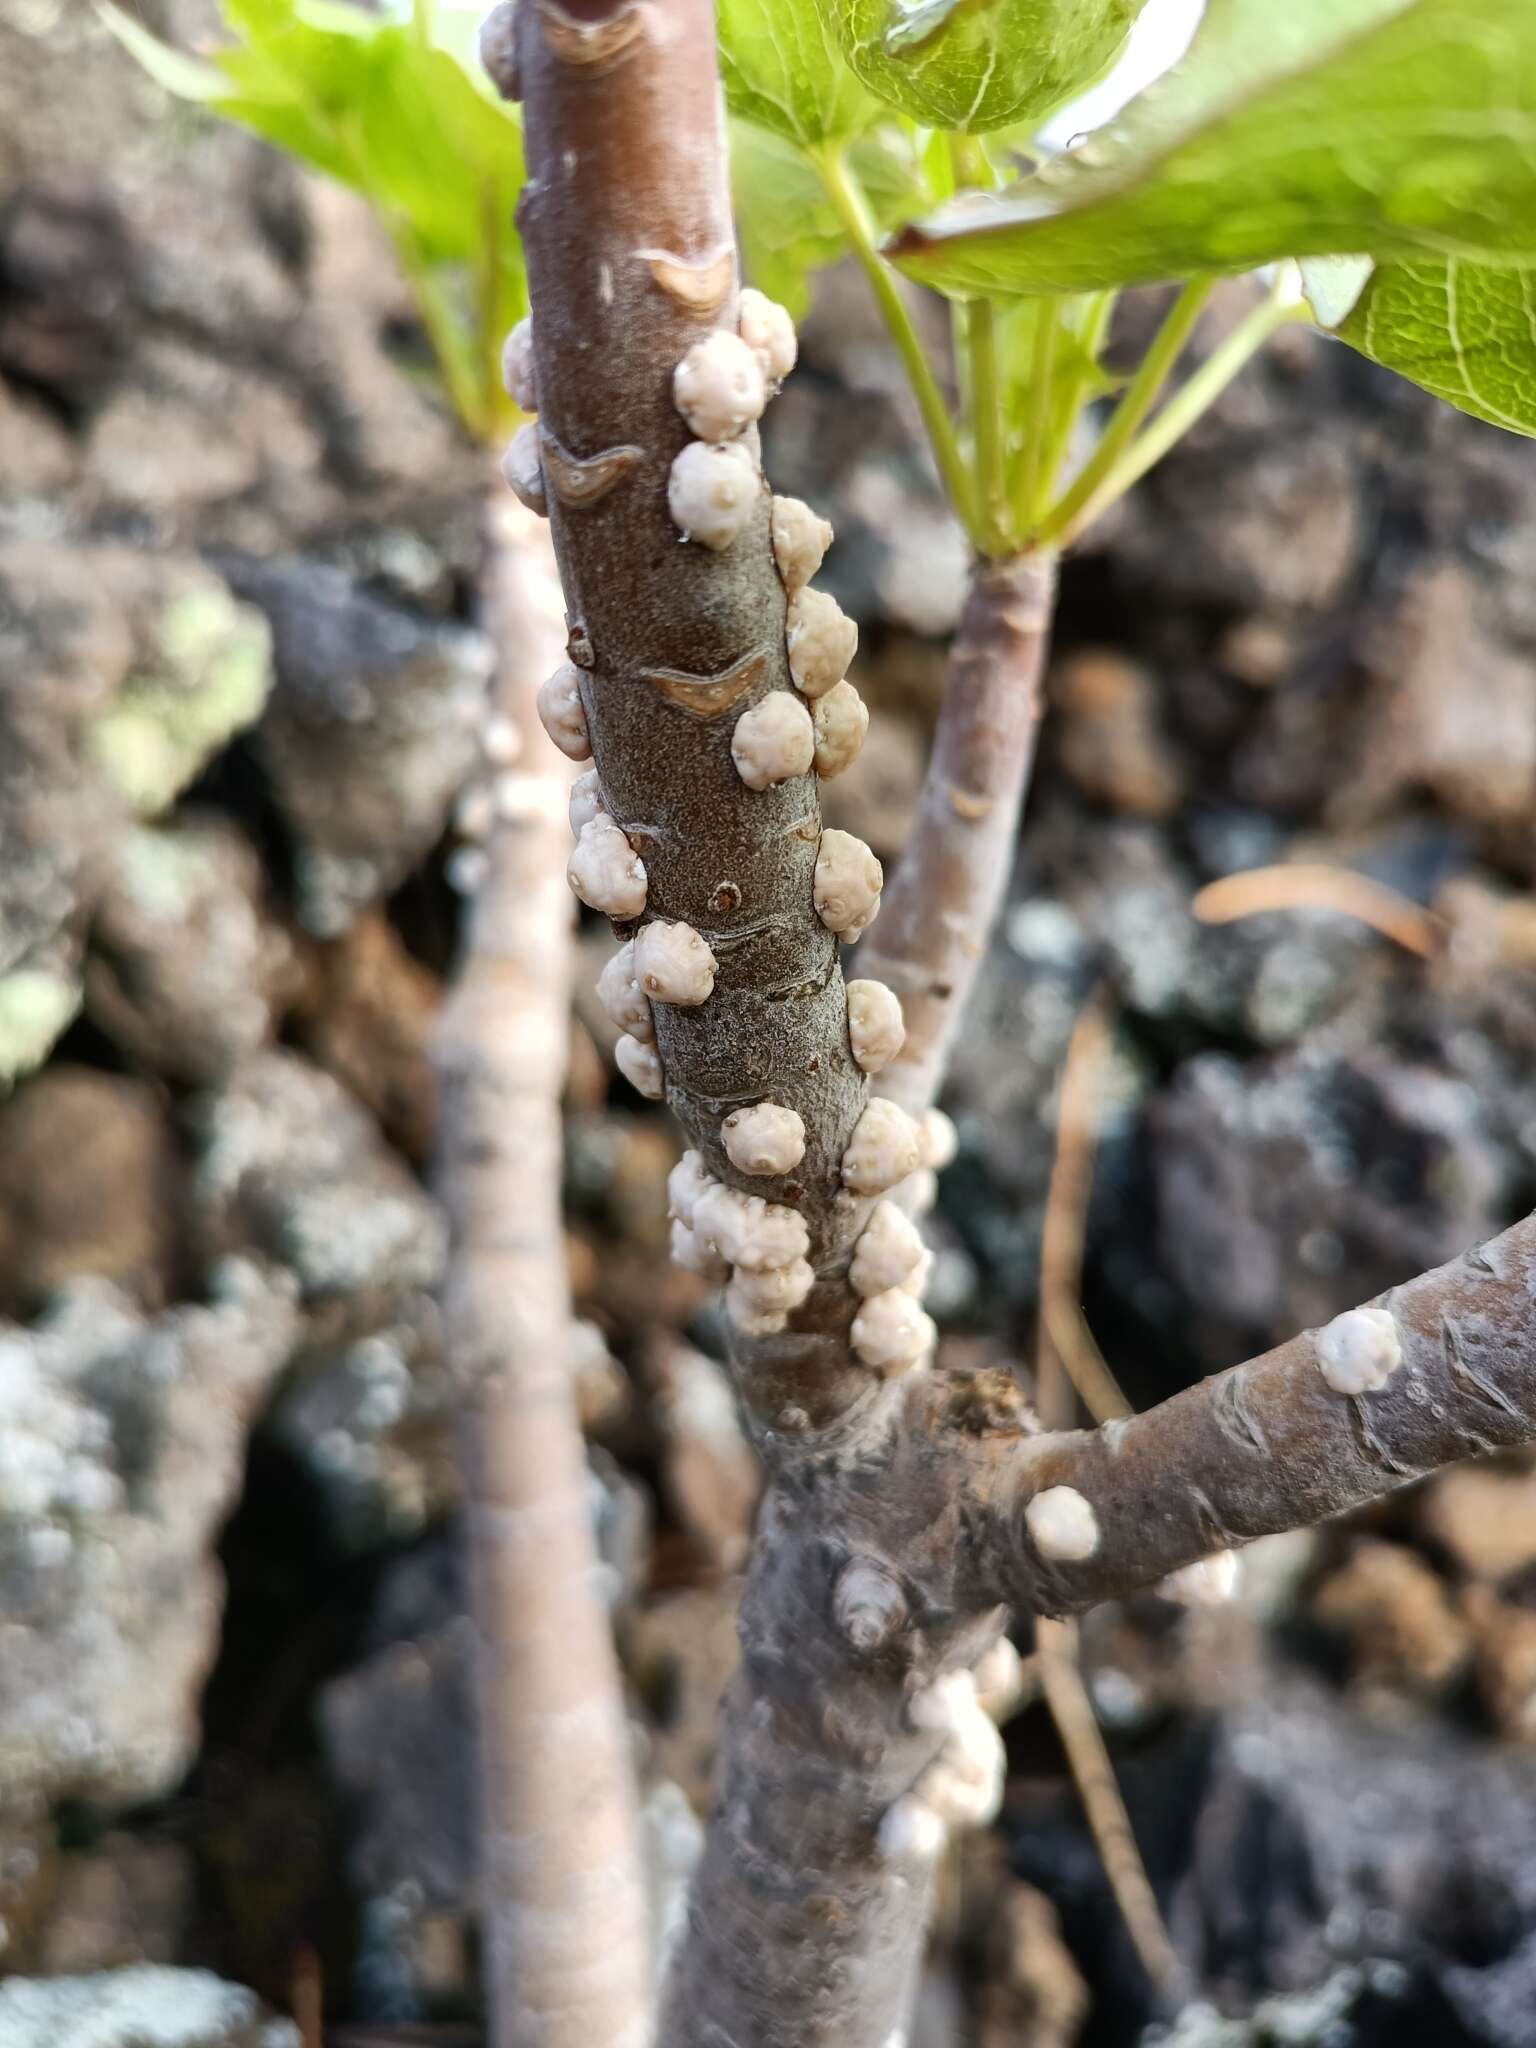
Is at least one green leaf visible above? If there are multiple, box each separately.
[732,125,848,316]
[995,292,1112,436]
[1335,259,1536,436]
[719,0,876,146]
[822,0,1148,135]
[731,119,931,316]
[888,0,1536,297]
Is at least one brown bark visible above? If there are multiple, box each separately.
[434,492,651,2048]
[664,1208,1536,2045]
[859,553,1056,1118]
[975,1211,1536,1617]
[508,0,872,1434]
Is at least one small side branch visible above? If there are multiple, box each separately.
[858,552,1057,1117]
[973,1212,1536,1617]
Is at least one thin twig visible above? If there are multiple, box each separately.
[1034,992,1175,2003]
[1193,863,1444,957]
[1038,277,1213,544]
[815,146,979,535]
[1053,275,1308,545]
[1037,1618,1186,2000]
[1036,986,1132,1428]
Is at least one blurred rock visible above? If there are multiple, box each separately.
[233,557,490,936]
[0,1260,299,1807]
[0,1965,297,2047]
[319,1472,652,2017]
[1142,1969,1402,2047]
[1167,1679,1536,2046]
[0,1066,183,1318]
[0,1798,52,1979]
[1098,293,1364,618]
[0,180,136,412]
[87,816,295,1084]
[974,1876,1089,2048]
[1017,1673,1536,2046]
[323,1566,477,1918]
[1463,1588,1536,1748]
[1348,566,1536,866]
[190,1049,447,1314]
[1050,649,1186,821]
[649,1340,759,1575]
[291,910,440,1164]
[821,706,926,865]
[268,1294,454,1553]
[1312,1540,1470,1702]
[627,1586,742,1812]
[0,379,74,497]
[1150,1049,1502,1363]
[1418,1458,1536,1588]
[0,539,272,1080]
[36,1835,193,1976]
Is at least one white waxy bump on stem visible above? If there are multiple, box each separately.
[812,681,868,779]
[568,767,608,836]
[972,1636,1024,1720]
[879,1795,947,1863]
[693,1183,809,1272]
[568,815,647,918]
[846,979,905,1075]
[903,1168,939,1216]
[1160,1550,1241,1607]
[502,422,547,515]
[722,1101,806,1176]
[849,1200,925,1297]
[815,829,882,938]
[597,940,653,1042]
[537,664,592,762]
[770,496,833,595]
[841,1098,921,1196]
[673,329,767,442]
[851,1288,935,1374]
[671,1217,728,1283]
[615,1032,664,1100]
[725,1284,788,1337]
[1316,1305,1402,1395]
[919,1109,958,1172]
[668,440,760,550]
[898,1245,934,1300]
[634,919,717,1007]
[666,1149,716,1229]
[726,1257,814,1335]
[737,287,797,385]
[906,1674,1005,1829]
[731,692,814,791]
[502,316,537,413]
[1025,1485,1100,1563]
[787,587,858,699]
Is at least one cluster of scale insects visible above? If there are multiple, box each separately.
[502,285,957,1378]
[478,272,1399,1861]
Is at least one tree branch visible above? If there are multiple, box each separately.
[971,1211,1536,1617]
[434,491,651,2048]
[510,0,874,1430]
[858,552,1056,1117]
